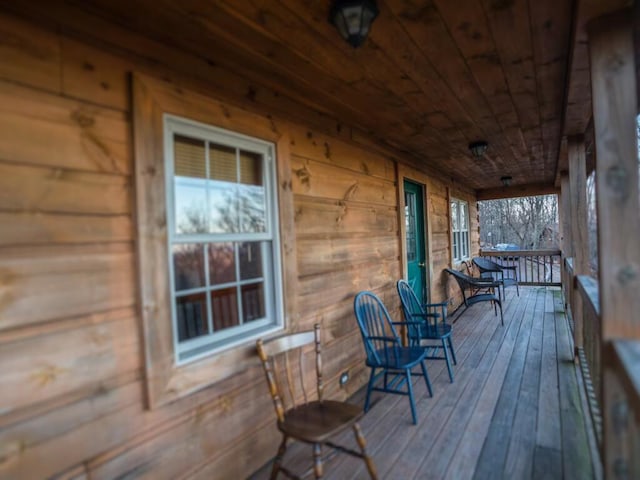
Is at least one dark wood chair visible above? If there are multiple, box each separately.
[397,279,457,382]
[256,325,377,479]
[472,256,520,298]
[354,291,433,425]
[445,268,504,325]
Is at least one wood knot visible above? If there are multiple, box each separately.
[324,142,331,159]
[605,165,629,200]
[71,110,95,128]
[82,61,95,72]
[617,266,637,286]
[294,165,311,188]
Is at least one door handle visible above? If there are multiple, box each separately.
[418,262,426,267]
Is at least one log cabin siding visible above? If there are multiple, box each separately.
[0,12,478,479]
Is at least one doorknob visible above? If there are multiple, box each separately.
[418,262,426,267]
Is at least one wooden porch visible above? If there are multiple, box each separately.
[251,286,598,479]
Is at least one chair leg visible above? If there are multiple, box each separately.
[313,443,323,479]
[448,336,458,365]
[270,435,288,480]
[364,368,376,413]
[497,300,504,326]
[353,423,378,479]
[516,282,520,296]
[405,368,418,425]
[420,360,433,397]
[442,338,454,383]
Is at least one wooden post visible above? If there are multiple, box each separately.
[588,9,640,477]
[560,174,573,260]
[559,173,572,310]
[568,136,588,353]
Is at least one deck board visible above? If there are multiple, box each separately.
[250,287,596,480]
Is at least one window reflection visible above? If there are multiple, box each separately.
[242,283,265,322]
[173,244,205,291]
[176,293,208,341]
[211,287,239,331]
[209,243,236,285]
[239,242,263,280]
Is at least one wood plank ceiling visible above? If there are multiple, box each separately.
[11,0,581,191]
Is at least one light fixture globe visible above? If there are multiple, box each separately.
[468,141,488,158]
[329,0,379,48]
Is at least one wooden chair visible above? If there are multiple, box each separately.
[354,291,433,425]
[256,325,377,479]
[397,280,457,382]
[445,268,504,325]
[472,256,520,299]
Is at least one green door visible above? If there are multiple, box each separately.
[404,180,428,303]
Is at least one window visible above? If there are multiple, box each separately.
[165,115,283,364]
[451,198,470,262]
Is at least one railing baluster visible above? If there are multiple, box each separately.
[478,249,561,286]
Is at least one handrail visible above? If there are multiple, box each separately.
[479,249,562,286]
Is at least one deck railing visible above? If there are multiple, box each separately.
[562,257,640,477]
[479,249,562,286]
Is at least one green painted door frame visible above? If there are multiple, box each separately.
[403,180,428,303]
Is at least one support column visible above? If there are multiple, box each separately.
[588,10,640,477]
[567,136,588,353]
[559,173,573,311]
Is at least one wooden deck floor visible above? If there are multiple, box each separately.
[250,287,598,480]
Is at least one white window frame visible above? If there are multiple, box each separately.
[451,198,470,262]
[164,114,284,365]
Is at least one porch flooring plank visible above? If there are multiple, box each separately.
[472,288,540,480]
[249,287,596,480]
[502,287,545,479]
[444,285,534,479]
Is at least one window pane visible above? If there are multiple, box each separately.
[173,244,205,291]
[242,283,265,322]
[451,201,459,231]
[463,232,469,257]
[239,150,262,186]
[176,293,208,341]
[175,181,208,234]
[405,192,417,262]
[211,287,239,331]
[453,232,460,260]
[209,185,238,233]
[239,242,263,280]
[239,150,266,233]
[174,135,205,179]
[460,202,467,230]
[208,243,236,285]
[209,143,236,182]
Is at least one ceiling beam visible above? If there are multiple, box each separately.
[476,183,560,201]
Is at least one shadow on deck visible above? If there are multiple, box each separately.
[251,287,599,480]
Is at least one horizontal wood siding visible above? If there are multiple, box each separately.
[0,11,477,479]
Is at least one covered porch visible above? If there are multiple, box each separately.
[251,286,598,479]
[0,0,638,478]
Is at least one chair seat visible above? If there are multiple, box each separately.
[466,292,500,306]
[279,400,363,443]
[366,346,427,370]
[413,322,452,340]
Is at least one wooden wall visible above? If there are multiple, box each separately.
[0,11,478,479]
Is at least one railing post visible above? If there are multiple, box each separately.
[568,136,588,355]
[588,8,640,477]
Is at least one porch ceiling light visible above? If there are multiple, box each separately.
[469,141,488,158]
[329,0,379,48]
[501,176,513,187]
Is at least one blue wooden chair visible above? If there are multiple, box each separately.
[354,291,433,425]
[445,268,504,325]
[397,280,457,383]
